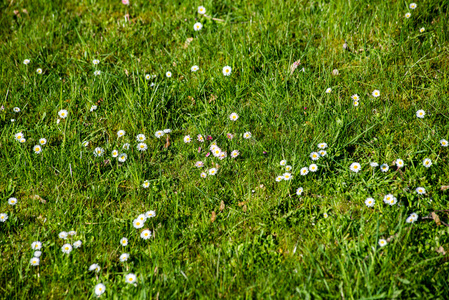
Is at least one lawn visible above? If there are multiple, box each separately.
[1,0,449,298]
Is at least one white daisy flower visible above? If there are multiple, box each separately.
[94,283,106,296]
[140,229,152,240]
[353,100,359,107]
[34,251,42,257]
[11,119,15,122]
[370,162,379,167]
[119,253,129,262]
[351,94,359,101]
[68,231,76,236]
[163,129,171,133]
[409,3,417,9]
[197,134,204,142]
[89,263,101,272]
[195,161,204,168]
[36,68,42,74]
[198,6,206,14]
[380,164,389,172]
[405,12,411,18]
[120,237,128,246]
[137,143,147,151]
[440,139,448,147]
[318,150,327,157]
[229,113,239,121]
[191,65,199,72]
[58,109,68,118]
[145,210,156,218]
[193,22,203,31]
[349,162,361,173]
[318,143,328,149]
[410,212,418,221]
[125,273,137,284]
[155,131,164,138]
[227,133,234,139]
[118,153,127,163]
[90,105,97,112]
[365,198,375,208]
[73,240,82,248]
[296,187,303,195]
[310,152,320,161]
[136,134,146,142]
[61,243,73,254]
[0,213,8,222]
[13,107,20,112]
[325,88,332,93]
[39,138,47,145]
[82,141,89,147]
[309,164,318,172]
[378,239,387,247]
[285,165,292,171]
[122,143,130,150]
[423,158,432,168]
[30,257,40,266]
[395,159,404,168]
[184,135,191,143]
[166,71,172,78]
[59,231,68,239]
[31,241,42,250]
[111,150,119,157]
[300,167,309,176]
[15,132,24,141]
[94,147,104,157]
[142,180,150,188]
[231,150,240,158]
[243,132,252,139]
[23,59,30,65]
[283,173,292,180]
[20,138,26,143]
[372,90,380,97]
[222,66,232,76]
[416,109,425,118]
[33,145,42,154]
[8,197,17,206]
[137,214,147,222]
[93,59,100,65]
[94,70,101,76]
[275,175,284,182]
[323,213,329,218]
[133,219,144,229]
[280,160,287,166]
[383,194,394,203]
[416,187,426,195]
[419,27,425,33]
[145,74,151,80]
[200,172,207,178]
[208,168,218,175]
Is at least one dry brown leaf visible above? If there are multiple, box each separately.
[209,94,217,103]
[290,59,300,75]
[211,211,216,223]
[243,205,247,212]
[436,246,446,255]
[29,195,47,204]
[182,37,194,49]
[219,200,225,211]
[441,186,449,191]
[124,69,129,76]
[238,201,245,207]
[432,212,441,226]
[164,135,170,149]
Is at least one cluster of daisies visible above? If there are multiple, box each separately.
[404,3,426,33]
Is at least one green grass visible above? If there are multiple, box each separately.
[1,0,449,298]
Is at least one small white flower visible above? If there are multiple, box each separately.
[440,139,448,147]
[142,180,150,188]
[145,74,151,80]
[378,239,387,247]
[191,65,199,72]
[111,150,119,158]
[73,240,82,248]
[122,143,130,150]
[137,143,148,152]
[280,160,287,166]
[89,263,101,272]
[423,158,432,168]
[222,66,232,76]
[208,168,218,175]
[125,273,137,284]
[200,172,207,178]
[409,3,417,9]
[184,135,191,143]
[155,130,164,138]
[56,119,60,124]
[146,210,156,218]
[349,162,361,173]
[31,241,42,250]
[193,22,203,31]
[94,147,104,157]
[419,27,425,33]
[136,134,146,142]
[383,194,397,206]
[380,164,389,172]
[318,150,327,157]
[39,138,47,145]
[198,6,206,14]
[231,150,240,158]
[275,175,284,182]
[20,138,26,143]
[94,70,101,76]
[416,187,426,195]
[59,231,68,239]
[33,145,42,154]
[197,134,204,142]
[323,213,329,218]
[370,162,379,168]
[118,153,128,163]
[416,109,425,118]
[11,119,15,122]
[372,90,380,97]
[405,12,411,18]
[353,100,359,107]
[243,132,252,139]
[365,198,375,208]
[0,213,8,222]
[318,143,328,149]
[351,94,359,101]
[15,132,24,141]
[120,237,128,246]
[140,229,152,240]
[30,257,40,266]
[133,219,144,229]
[36,68,43,74]
[296,187,303,195]
[395,159,404,168]
[23,59,30,65]
[283,173,292,180]
[68,231,76,236]
[93,59,100,65]
[309,164,318,172]
[58,109,68,119]
[229,112,239,121]
[82,141,89,147]
[8,197,17,206]
[195,161,204,168]
[300,167,309,176]
[94,283,106,296]
[90,105,97,112]
[13,107,20,112]
[285,165,292,171]
[325,88,332,93]
[119,253,129,262]
[163,129,171,133]
[61,243,73,254]
[34,251,42,257]
[310,152,320,161]
[166,71,172,78]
